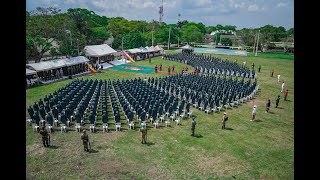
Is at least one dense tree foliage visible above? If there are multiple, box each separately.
[123,30,145,49]
[26,6,293,62]
[220,38,232,46]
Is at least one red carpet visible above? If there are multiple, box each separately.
[156,71,177,75]
[107,62,115,66]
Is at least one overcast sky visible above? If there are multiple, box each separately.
[26,0,294,30]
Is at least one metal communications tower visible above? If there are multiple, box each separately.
[159,0,164,25]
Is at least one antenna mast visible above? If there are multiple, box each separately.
[159,0,164,25]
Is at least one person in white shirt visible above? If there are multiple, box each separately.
[277,74,280,83]
[251,105,257,121]
[281,81,285,92]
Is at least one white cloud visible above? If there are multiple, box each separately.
[195,0,211,6]
[248,4,259,11]
[276,2,288,8]
[229,0,246,9]
[26,0,294,29]
[65,0,75,4]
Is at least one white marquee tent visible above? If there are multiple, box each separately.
[84,44,117,57]
[26,56,90,72]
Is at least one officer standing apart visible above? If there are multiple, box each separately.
[140,123,147,144]
[275,95,281,108]
[221,112,228,129]
[81,130,90,152]
[266,99,271,113]
[39,126,50,147]
[251,105,257,121]
[191,117,196,136]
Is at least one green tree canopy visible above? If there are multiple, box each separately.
[220,37,232,46]
[181,24,203,43]
[123,29,145,49]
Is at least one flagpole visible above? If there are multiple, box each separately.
[255,30,260,56]
[253,32,257,53]
[168,27,171,50]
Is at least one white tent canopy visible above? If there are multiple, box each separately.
[65,56,89,66]
[128,48,142,54]
[26,68,37,75]
[27,61,54,72]
[84,44,117,57]
[154,45,163,51]
[26,56,90,72]
[146,46,158,52]
[181,44,194,49]
[47,59,68,69]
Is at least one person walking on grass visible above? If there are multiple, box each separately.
[275,95,281,108]
[271,69,274,77]
[284,89,289,101]
[140,123,147,144]
[251,105,257,121]
[281,81,285,92]
[191,117,196,136]
[221,112,228,129]
[266,99,271,113]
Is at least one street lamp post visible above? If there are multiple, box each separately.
[77,38,79,56]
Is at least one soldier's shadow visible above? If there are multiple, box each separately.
[89,149,99,153]
[48,145,59,149]
[146,142,155,146]
[194,134,203,138]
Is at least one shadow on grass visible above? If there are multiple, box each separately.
[48,145,59,149]
[146,142,155,146]
[276,107,284,109]
[89,149,99,153]
[194,134,203,138]
[254,119,263,122]
[267,112,275,114]
[225,127,234,130]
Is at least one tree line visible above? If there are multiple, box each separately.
[26,7,294,63]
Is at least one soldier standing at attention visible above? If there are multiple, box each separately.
[251,105,257,121]
[39,126,50,147]
[275,95,281,108]
[281,81,285,92]
[160,63,162,71]
[266,99,271,113]
[168,66,171,74]
[258,65,261,72]
[140,123,147,144]
[172,65,175,72]
[191,117,196,136]
[155,65,158,73]
[284,89,289,101]
[28,105,34,119]
[221,112,228,129]
[81,130,90,152]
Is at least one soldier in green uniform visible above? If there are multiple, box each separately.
[221,112,228,129]
[39,126,50,147]
[81,130,90,152]
[275,95,280,108]
[139,123,147,144]
[191,117,196,136]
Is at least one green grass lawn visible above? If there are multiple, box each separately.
[247,52,294,61]
[26,52,294,179]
